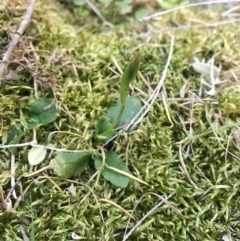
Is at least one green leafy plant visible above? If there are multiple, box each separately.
[96,52,142,141]
[27,98,58,130]
[8,53,145,188]
[6,98,59,153]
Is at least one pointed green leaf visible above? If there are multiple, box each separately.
[94,151,130,188]
[49,152,91,179]
[120,53,141,107]
[28,146,47,166]
[95,96,142,142]
[7,126,24,155]
[95,115,112,135]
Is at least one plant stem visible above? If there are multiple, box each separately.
[109,104,125,130]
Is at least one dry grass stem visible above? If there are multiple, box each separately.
[122,192,175,241]
[140,0,240,21]
[99,198,135,220]
[0,0,36,82]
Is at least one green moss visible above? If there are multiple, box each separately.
[1,0,240,240]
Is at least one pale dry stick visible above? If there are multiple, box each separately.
[222,4,240,17]
[123,191,186,238]
[10,155,17,199]
[138,71,154,93]
[99,198,135,220]
[122,192,175,241]
[112,56,123,75]
[104,36,175,146]
[127,35,175,130]
[225,133,232,175]
[123,192,161,238]
[5,180,24,210]
[231,126,240,151]
[19,224,30,241]
[137,19,240,39]
[0,142,34,148]
[140,0,240,21]
[0,141,89,153]
[161,85,173,125]
[186,94,197,156]
[195,165,211,183]
[178,144,198,188]
[229,69,240,82]
[0,0,36,82]
[85,0,111,26]
[197,185,230,201]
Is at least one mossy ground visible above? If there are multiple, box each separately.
[0,1,240,240]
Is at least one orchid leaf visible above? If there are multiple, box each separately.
[49,152,91,179]
[27,98,58,130]
[94,151,130,188]
[28,146,47,166]
[120,52,141,108]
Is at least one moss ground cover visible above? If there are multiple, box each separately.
[0,0,240,240]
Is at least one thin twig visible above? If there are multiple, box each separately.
[140,0,240,21]
[19,224,30,241]
[222,4,240,17]
[127,35,175,130]
[0,0,36,83]
[137,19,240,39]
[85,0,111,26]
[122,192,175,241]
[0,141,89,153]
[178,144,198,188]
[10,154,17,199]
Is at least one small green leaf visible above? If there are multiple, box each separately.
[29,98,53,114]
[134,8,149,19]
[95,115,116,141]
[120,53,141,108]
[97,129,116,141]
[94,151,130,188]
[7,126,24,155]
[98,0,113,3]
[28,146,47,166]
[107,96,142,128]
[95,96,142,142]
[95,115,112,135]
[49,152,91,179]
[27,98,58,129]
[116,1,132,15]
[7,125,23,144]
[72,0,86,6]
[8,135,24,155]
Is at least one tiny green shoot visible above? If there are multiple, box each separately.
[98,52,141,139]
